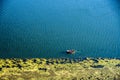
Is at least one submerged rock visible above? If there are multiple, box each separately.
[90,65,104,68]
[115,64,120,67]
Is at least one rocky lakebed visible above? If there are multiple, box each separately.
[0,58,120,80]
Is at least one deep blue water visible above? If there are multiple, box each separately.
[0,0,120,58]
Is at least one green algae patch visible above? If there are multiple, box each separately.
[0,58,120,80]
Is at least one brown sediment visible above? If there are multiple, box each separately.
[0,58,120,80]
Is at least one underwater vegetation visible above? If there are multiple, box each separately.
[0,58,120,80]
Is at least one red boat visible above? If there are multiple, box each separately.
[66,49,75,54]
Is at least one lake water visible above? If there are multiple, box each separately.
[0,0,120,58]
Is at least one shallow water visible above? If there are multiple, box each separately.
[0,0,120,58]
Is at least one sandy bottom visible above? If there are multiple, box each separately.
[0,58,120,80]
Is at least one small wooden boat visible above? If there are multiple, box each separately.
[66,49,75,54]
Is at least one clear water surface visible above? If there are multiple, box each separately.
[0,0,120,58]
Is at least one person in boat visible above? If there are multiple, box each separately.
[66,49,75,54]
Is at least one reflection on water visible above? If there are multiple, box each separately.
[0,0,120,58]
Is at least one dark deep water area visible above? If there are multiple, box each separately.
[0,0,120,58]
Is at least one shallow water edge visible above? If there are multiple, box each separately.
[0,58,120,80]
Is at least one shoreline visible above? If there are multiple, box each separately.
[0,58,120,80]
